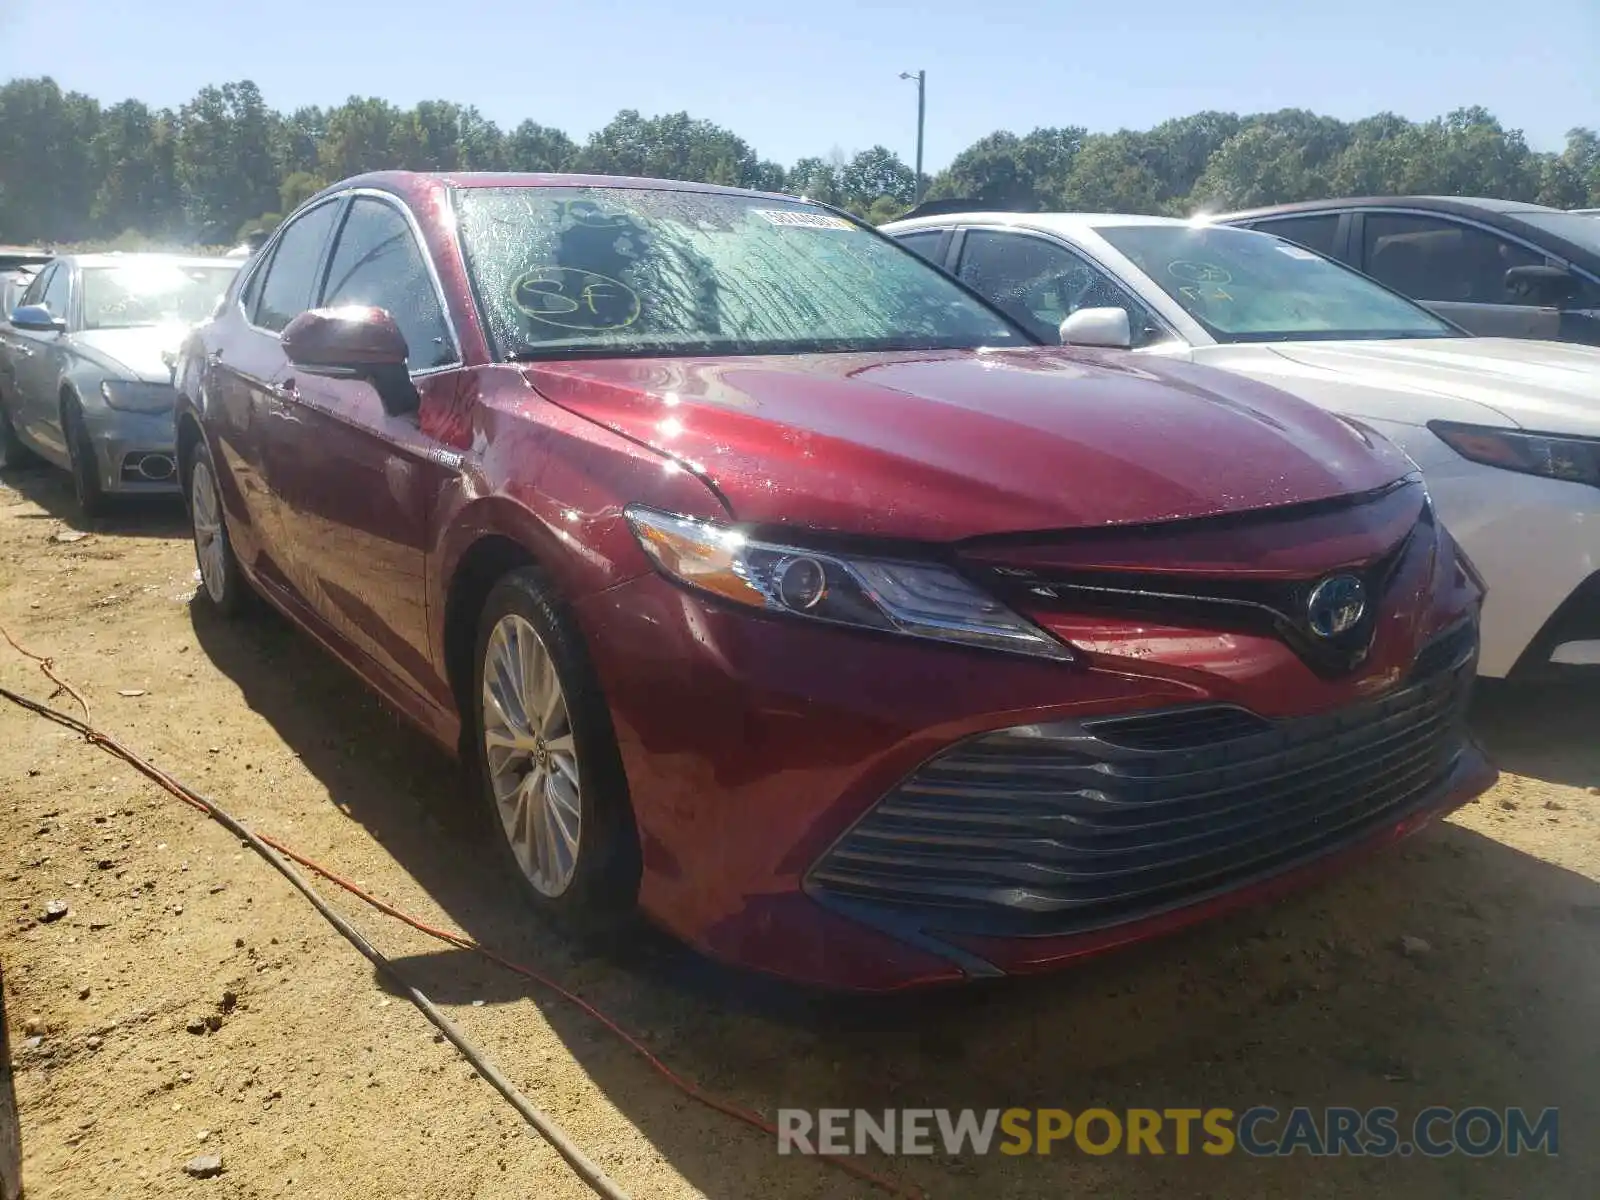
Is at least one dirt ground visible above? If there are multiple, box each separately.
[1,462,1597,1200]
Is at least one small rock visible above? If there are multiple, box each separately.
[86,1036,103,1051]
[209,884,226,895]
[183,1154,223,1179]
[219,992,237,1013]
[179,1071,193,1083]
[89,921,110,931]
[117,689,147,698]
[1497,798,1518,811]
[1398,935,1432,958]
[1587,786,1599,797]
[203,1014,222,1032]
[196,1130,210,1143]
[234,938,245,949]
[78,987,90,1000]
[96,859,114,870]
[22,1017,47,1036]
[172,905,184,916]
[51,530,88,544]
[22,1036,43,1051]
[186,1018,207,1035]
[41,899,69,922]
[1544,800,1566,811]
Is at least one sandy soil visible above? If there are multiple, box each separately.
[1,463,1597,1200]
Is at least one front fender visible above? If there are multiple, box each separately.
[428,395,731,675]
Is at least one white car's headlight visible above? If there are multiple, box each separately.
[100,380,175,414]
[625,506,1073,662]
[1430,420,1600,488]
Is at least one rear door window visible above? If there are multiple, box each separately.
[253,200,341,333]
[1249,214,1340,258]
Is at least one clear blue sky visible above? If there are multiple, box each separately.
[3,0,1595,169]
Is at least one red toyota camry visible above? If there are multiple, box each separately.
[174,172,1495,991]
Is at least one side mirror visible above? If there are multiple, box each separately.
[281,306,419,417]
[9,304,66,333]
[1058,306,1133,349]
[1504,264,1578,306]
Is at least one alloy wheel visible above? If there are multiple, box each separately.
[481,613,581,897]
[190,458,228,604]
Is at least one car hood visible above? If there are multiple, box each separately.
[70,326,186,384]
[1191,337,1600,437]
[522,347,1411,542]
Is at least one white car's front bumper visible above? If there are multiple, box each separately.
[1393,427,1600,677]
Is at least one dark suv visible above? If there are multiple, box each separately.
[1217,197,1600,345]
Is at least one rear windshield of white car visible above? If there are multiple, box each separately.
[454,186,1030,360]
[1097,224,1457,343]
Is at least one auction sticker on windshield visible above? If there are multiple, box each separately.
[753,210,854,230]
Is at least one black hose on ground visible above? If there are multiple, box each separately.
[0,683,631,1200]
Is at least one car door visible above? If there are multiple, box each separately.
[1357,211,1557,338]
[265,192,463,708]
[10,263,75,460]
[208,197,344,589]
[0,264,53,445]
[952,227,1170,346]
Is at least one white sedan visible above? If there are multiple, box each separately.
[883,211,1600,680]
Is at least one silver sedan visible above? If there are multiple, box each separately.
[0,253,239,514]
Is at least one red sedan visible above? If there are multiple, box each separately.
[174,173,1495,990]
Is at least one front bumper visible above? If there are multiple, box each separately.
[575,571,1494,991]
[80,403,180,495]
[1409,447,1600,678]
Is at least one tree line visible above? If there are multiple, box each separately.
[1,76,1596,249]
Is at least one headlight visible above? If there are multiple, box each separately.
[100,379,175,414]
[1429,420,1600,488]
[624,506,1073,662]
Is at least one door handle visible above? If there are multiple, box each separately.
[208,349,224,363]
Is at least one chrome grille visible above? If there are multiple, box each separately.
[808,624,1477,939]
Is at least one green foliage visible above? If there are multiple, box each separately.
[1,75,1596,246]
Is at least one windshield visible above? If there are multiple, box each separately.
[81,262,239,331]
[1096,224,1457,343]
[455,187,1028,360]
[1514,212,1600,257]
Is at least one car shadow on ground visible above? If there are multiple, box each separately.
[187,599,1599,1200]
[0,462,186,539]
[1470,679,1600,790]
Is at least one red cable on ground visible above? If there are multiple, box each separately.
[0,625,923,1200]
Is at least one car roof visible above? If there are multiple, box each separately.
[887,211,1192,235]
[316,170,800,207]
[55,252,242,270]
[1216,195,1563,222]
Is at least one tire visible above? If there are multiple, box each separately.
[0,964,21,1200]
[186,437,250,616]
[471,567,639,927]
[62,398,108,518]
[0,394,39,470]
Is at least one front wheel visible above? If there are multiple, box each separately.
[472,567,639,926]
[63,399,108,517]
[187,438,250,616]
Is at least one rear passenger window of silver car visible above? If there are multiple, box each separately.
[253,201,340,333]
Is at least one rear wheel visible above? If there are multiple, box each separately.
[0,394,39,470]
[187,438,250,616]
[62,398,108,517]
[471,567,639,926]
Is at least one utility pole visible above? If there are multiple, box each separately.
[899,70,926,204]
